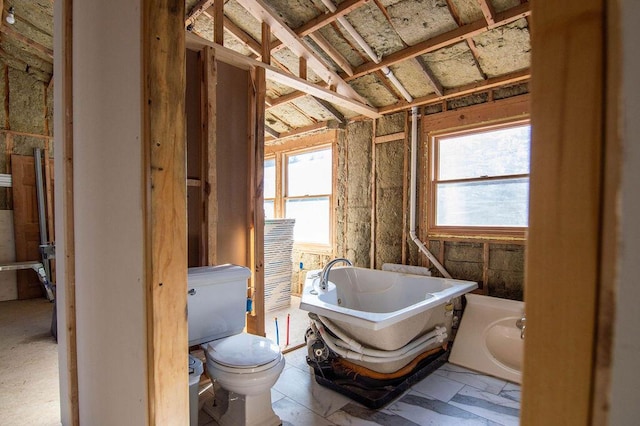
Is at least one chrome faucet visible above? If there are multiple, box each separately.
[319,258,352,291]
[516,316,526,339]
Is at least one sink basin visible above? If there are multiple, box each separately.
[484,318,524,372]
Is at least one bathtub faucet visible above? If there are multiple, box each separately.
[319,258,352,291]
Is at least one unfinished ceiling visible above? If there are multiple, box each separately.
[0,0,53,83]
[186,0,531,140]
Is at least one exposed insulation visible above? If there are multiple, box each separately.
[389,61,436,99]
[12,135,47,156]
[350,74,397,107]
[225,0,264,43]
[265,111,293,133]
[291,96,343,122]
[493,82,529,100]
[0,67,6,128]
[422,42,484,88]
[272,47,323,84]
[473,19,531,78]
[424,103,444,115]
[266,80,297,98]
[317,25,367,68]
[8,68,45,134]
[268,103,316,128]
[448,0,484,24]
[344,2,406,58]
[376,112,405,136]
[6,0,53,47]
[387,0,458,46]
[264,0,323,29]
[447,92,489,109]
[492,0,521,13]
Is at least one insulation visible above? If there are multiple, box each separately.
[265,110,294,133]
[473,19,530,78]
[225,0,264,43]
[268,103,316,128]
[291,96,344,122]
[8,68,45,134]
[388,61,436,99]
[447,92,489,109]
[317,25,367,68]
[350,74,398,107]
[448,0,484,24]
[264,0,324,29]
[422,42,484,88]
[376,112,405,136]
[387,0,458,46]
[493,82,529,100]
[343,2,406,58]
[272,47,323,84]
[492,0,522,13]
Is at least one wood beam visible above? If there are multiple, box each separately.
[477,0,496,25]
[270,0,370,51]
[223,16,261,55]
[308,31,354,76]
[235,0,368,104]
[379,68,529,114]
[213,0,224,45]
[261,22,270,63]
[265,125,280,138]
[267,91,306,108]
[311,97,345,123]
[265,120,341,142]
[299,56,307,79]
[414,56,444,96]
[186,32,381,118]
[0,25,53,59]
[346,2,530,81]
[185,0,215,27]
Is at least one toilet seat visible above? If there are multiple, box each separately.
[205,333,281,374]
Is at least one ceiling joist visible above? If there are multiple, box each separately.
[185,0,216,28]
[235,0,369,104]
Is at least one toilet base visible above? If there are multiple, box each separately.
[205,386,281,426]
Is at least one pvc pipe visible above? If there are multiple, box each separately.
[319,0,413,103]
[311,321,444,364]
[275,317,280,346]
[317,315,445,358]
[409,107,452,278]
[286,313,290,346]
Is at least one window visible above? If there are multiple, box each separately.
[429,122,531,236]
[264,145,333,246]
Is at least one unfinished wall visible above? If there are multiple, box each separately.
[0,62,52,209]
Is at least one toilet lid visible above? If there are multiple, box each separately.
[206,334,281,369]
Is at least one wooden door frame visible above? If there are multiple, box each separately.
[522,0,618,424]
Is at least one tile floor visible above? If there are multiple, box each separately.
[198,346,521,426]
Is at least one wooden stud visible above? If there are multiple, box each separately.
[143,0,188,423]
[213,0,224,45]
[5,133,12,209]
[482,242,489,295]
[370,119,376,269]
[521,0,605,423]
[401,111,409,264]
[477,0,496,25]
[61,0,79,423]
[0,25,53,59]
[202,46,217,265]
[414,57,444,97]
[299,56,307,80]
[224,16,261,56]
[264,121,341,143]
[307,32,355,77]
[265,129,338,153]
[311,97,345,124]
[4,65,9,130]
[185,0,215,28]
[374,131,405,144]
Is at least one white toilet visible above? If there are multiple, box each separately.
[188,265,285,426]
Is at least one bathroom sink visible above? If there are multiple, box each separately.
[484,318,524,372]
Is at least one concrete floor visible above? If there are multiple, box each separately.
[0,298,60,426]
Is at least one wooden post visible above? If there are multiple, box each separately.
[143,0,188,424]
[482,242,489,295]
[202,46,217,265]
[401,111,409,264]
[213,0,224,45]
[521,0,606,423]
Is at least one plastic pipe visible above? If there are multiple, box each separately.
[316,315,446,358]
[409,106,452,278]
[286,313,290,346]
[319,0,413,103]
[275,317,279,346]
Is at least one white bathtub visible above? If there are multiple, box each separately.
[300,266,478,352]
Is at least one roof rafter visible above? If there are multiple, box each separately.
[235,0,368,104]
[346,2,530,81]
[185,0,216,28]
[476,0,496,25]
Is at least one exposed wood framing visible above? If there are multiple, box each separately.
[380,68,529,114]
[401,111,409,264]
[143,0,188,423]
[370,118,376,269]
[346,3,530,81]
[270,0,370,51]
[374,131,405,144]
[299,56,307,79]
[202,47,217,265]
[4,133,12,208]
[465,38,488,80]
[223,16,261,55]
[236,0,368,103]
[307,32,354,76]
[482,243,489,294]
[185,0,215,28]
[477,0,496,25]
[521,0,605,422]
[265,125,280,138]
[261,22,271,63]
[265,120,341,142]
[186,32,381,118]
[266,91,307,109]
[311,97,345,123]
[265,129,338,153]
[0,25,53,59]
[3,65,9,129]
[61,0,79,423]
[414,57,444,97]
[213,0,224,45]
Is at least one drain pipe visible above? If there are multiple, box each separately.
[319,0,413,103]
[409,107,452,278]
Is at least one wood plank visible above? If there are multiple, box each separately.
[422,94,530,131]
[143,0,188,424]
[299,56,307,80]
[380,69,530,114]
[477,0,495,25]
[185,0,215,27]
[186,32,382,118]
[414,57,444,97]
[346,3,530,81]
[311,97,345,123]
[521,0,605,423]
[235,0,368,103]
[265,129,338,154]
[213,0,224,45]
[61,0,79,422]
[4,133,12,209]
[307,32,355,76]
[482,242,489,294]
[374,131,405,144]
[265,120,341,142]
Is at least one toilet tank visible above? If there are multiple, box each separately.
[187,264,251,346]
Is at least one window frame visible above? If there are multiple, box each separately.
[427,119,531,239]
[265,143,335,251]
